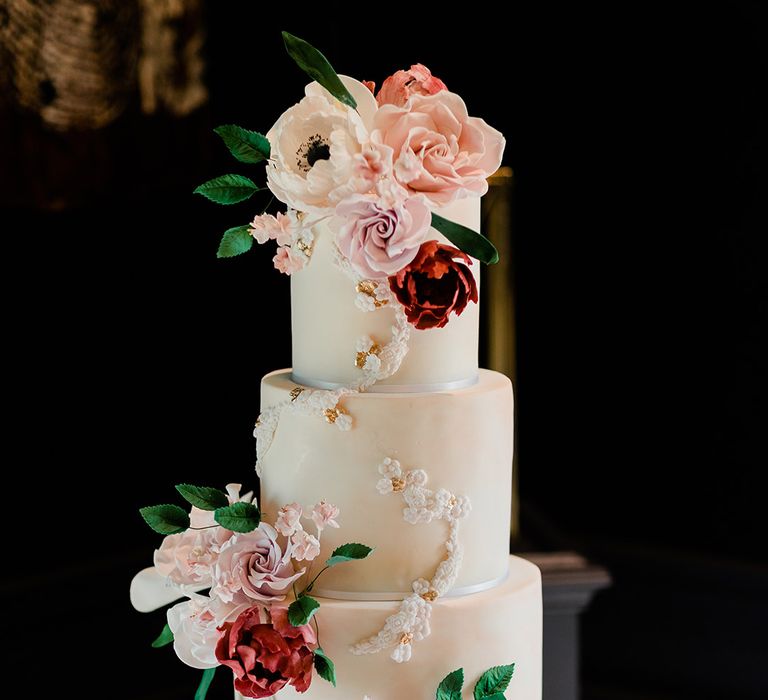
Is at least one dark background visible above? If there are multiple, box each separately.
[2,2,766,699]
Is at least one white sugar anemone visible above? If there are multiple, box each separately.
[265,76,378,214]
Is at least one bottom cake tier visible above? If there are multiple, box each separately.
[245,555,541,700]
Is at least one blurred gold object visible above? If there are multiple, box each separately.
[0,0,206,131]
[138,0,207,117]
[482,167,519,539]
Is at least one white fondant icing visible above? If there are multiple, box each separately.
[259,369,513,596]
[347,458,471,662]
[273,556,542,700]
[290,198,481,390]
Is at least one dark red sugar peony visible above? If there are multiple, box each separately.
[215,606,317,698]
[389,240,479,330]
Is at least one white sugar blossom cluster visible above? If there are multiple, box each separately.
[352,458,471,663]
[255,385,354,477]
[354,281,390,312]
[356,335,382,375]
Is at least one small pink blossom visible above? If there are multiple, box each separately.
[275,502,304,537]
[351,142,408,207]
[273,246,304,275]
[376,64,447,107]
[353,142,392,185]
[249,212,293,246]
[291,529,321,562]
[311,501,340,532]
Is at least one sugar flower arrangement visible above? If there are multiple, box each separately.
[195,32,505,330]
[132,484,373,699]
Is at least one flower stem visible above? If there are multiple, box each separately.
[303,566,329,594]
[260,195,275,215]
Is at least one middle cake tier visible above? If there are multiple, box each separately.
[258,368,513,598]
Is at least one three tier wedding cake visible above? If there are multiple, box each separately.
[131,33,542,700]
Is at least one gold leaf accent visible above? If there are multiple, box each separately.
[324,405,347,424]
[355,342,382,369]
[290,387,305,402]
[296,239,312,255]
[399,632,414,645]
[356,280,387,308]
[420,590,438,602]
[356,280,377,295]
[448,496,458,507]
[391,477,406,492]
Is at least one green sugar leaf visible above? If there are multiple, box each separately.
[288,594,320,626]
[325,542,374,567]
[214,125,271,164]
[175,484,229,511]
[195,667,216,700]
[139,504,189,535]
[217,225,253,258]
[431,213,500,265]
[313,647,337,686]
[193,174,260,205]
[474,664,516,699]
[436,668,465,700]
[214,501,261,532]
[282,31,357,109]
[150,623,174,648]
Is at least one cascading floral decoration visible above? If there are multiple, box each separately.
[194,31,505,330]
[133,484,372,699]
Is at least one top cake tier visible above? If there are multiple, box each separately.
[291,196,481,391]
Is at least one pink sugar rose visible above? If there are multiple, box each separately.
[290,528,321,562]
[275,502,303,537]
[249,212,293,246]
[273,245,304,275]
[372,91,505,205]
[215,606,317,698]
[311,501,340,532]
[336,194,432,279]
[155,484,254,586]
[376,64,447,107]
[212,523,305,603]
